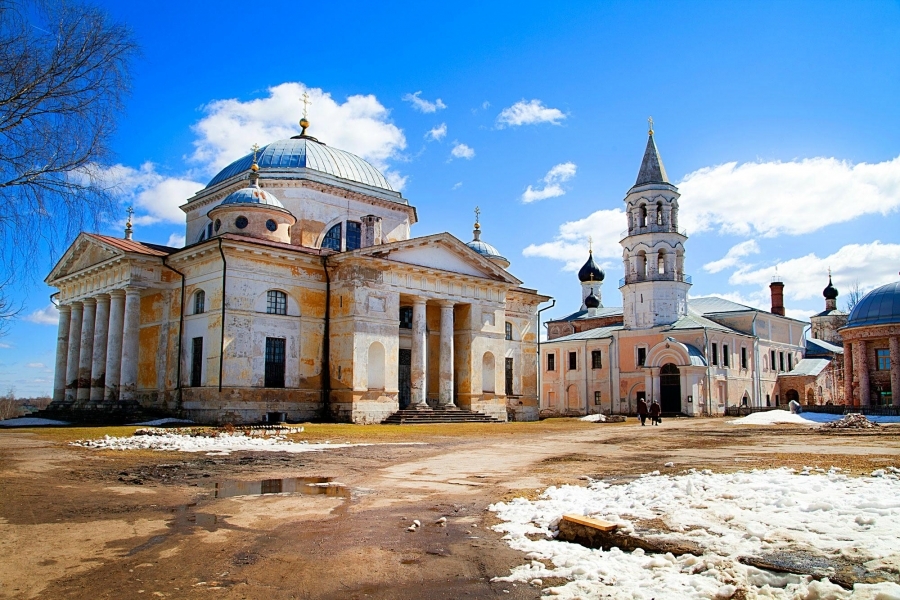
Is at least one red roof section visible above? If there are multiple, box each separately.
[85,233,175,256]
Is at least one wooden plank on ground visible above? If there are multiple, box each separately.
[561,514,618,532]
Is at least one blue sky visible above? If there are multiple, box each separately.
[4,0,900,396]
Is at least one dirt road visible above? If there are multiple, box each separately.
[1,418,899,599]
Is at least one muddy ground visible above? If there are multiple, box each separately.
[1,418,899,599]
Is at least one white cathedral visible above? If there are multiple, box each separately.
[43,116,548,424]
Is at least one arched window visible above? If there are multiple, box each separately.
[322,223,342,251]
[656,202,663,226]
[346,221,362,251]
[367,342,385,390]
[640,205,648,227]
[482,352,495,393]
[267,290,287,315]
[505,322,513,341]
[657,250,666,275]
[194,290,205,314]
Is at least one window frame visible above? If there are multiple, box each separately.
[547,353,555,372]
[190,337,203,387]
[399,306,413,329]
[266,290,288,315]
[264,337,286,388]
[741,346,748,370]
[568,351,577,371]
[505,321,513,341]
[591,350,602,369]
[594,390,601,405]
[322,223,342,251]
[711,342,718,366]
[876,349,891,371]
[194,290,205,315]
[637,346,647,367]
[505,357,514,396]
[723,344,730,367]
[345,221,362,251]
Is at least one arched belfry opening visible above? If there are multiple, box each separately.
[660,363,681,413]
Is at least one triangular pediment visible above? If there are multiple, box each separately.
[343,233,521,284]
[46,234,122,283]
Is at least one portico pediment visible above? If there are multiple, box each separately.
[46,233,171,284]
[341,233,521,285]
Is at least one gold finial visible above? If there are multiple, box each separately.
[648,116,654,135]
[588,235,593,254]
[474,205,481,229]
[124,206,134,240]
[299,92,311,135]
[250,143,260,172]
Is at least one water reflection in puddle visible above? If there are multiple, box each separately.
[212,476,350,499]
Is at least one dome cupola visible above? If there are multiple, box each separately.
[206,144,296,244]
[845,280,900,328]
[584,288,601,309]
[823,274,838,301]
[578,250,605,283]
[465,207,509,269]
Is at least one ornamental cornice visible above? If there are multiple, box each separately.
[840,324,900,342]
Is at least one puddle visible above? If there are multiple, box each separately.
[211,476,350,499]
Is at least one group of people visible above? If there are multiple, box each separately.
[637,398,661,426]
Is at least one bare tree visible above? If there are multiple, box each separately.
[0,0,137,277]
[844,279,863,312]
[0,387,18,420]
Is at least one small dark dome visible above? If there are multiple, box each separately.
[584,288,601,309]
[578,252,605,283]
[823,276,838,300]
[846,281,900,328]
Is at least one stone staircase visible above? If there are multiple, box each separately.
[381,408,501,424]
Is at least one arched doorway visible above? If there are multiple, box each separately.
[660,363,681,413]
[785,389,800,403]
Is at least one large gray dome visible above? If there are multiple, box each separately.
[207,138,393,191]
[846,281,900,328]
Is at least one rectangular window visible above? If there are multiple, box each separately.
[771,350,777,372]
[547,354,555,371]
[723,344,730,367]
[741,347,748,369]
[592,350,603,369]
[877,349,891,370]
[787,354,793,371]
[190,337,203,387]
[399,306,413,329]
[637,347,646,367]
[594,391,601,405]
[505,357,513,396]
[779,352,785,372]
[505,322,513,341]
[569,351,577,371]
[264,337,286,388]
[345,221,362,250]
[267,290,287,315]
[711,343,718,366]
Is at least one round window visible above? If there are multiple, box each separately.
[214,219,221,232]
[266,219,277,232]
[235,216,248,229]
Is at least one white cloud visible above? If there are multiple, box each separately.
[521,162,577,203]
[727,241,900,304]
[25,305,58,326]
[26,362,45,368]
[425,123,447,141]
[166,233,186,248]
[192,82,407,179]
[0,343,11,349]
[450,142,475,160]
[98,163,204,225]
[678,155,900,237]
[452,182,463,190]
[702,240,760,274]
[523,208,626,270]
[402,91,447,113]
[497,99,566,127]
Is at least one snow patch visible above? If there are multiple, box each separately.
[72,432,370,455]
[579,414,607,422]
[728,410,900,426]
[0,417,70,427]
[490,468,900,598]
[130,418,195,426]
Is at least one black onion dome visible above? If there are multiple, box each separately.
[823,276,839,300]
[578,252,605,283]
[584,288,601,309]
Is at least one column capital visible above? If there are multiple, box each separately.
[410,295,428,306]
[124,286,143,295]
[108,288,126,299]
[94,293,111,304]
[57,303,72,314]
[437,299,456,309]
[70,300,84,309]
[82,297,97,306]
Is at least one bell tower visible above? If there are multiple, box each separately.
[620,120,690,329]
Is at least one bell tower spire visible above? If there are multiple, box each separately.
[619,122,690,329]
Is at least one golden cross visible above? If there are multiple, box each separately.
[648,116,654,135]
[301,92,311,119]
[474,205,480,224]
[251,143,260,162]
[126,205,134,225]
[588,235,593,253]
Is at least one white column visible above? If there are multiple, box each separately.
[53,304,71,403]
[119,287,141,402]
[438,301,456,408]
[64,302,83,403]
[411,297,429,409]
[76,298,96,403]
[890,336,899,408]
[89,294,110,404]
[857,340,870,407]
[105,290,126,402]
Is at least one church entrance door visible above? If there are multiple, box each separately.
[660,363,681,414]
[398,349,411,409]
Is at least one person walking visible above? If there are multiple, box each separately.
[649,400,661,425]
[637,397,649,426]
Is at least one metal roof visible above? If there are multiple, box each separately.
[781,358,830,377]
[549,325,624,342]
[86,234,175,256]
[465,239,506,260]
[806,338,843,355]
[685,343,708,367]
[220,185,285,208]
[555,306,624,322]
[845,281,900,328]
[666,311,736,333]
[634,132,669,187]
[207,138,393,191]
[688,296,757,314]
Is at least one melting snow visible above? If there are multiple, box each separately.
[73,431,371,455]
[580,414,607,422]
[729,410,900,426]
[490,468,900,598]
[130,418,195,426]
